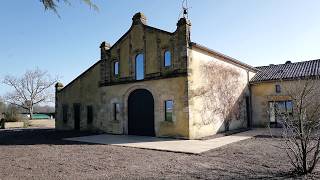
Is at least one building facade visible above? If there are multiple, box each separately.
[250,60,320,128]
[55,12,257,139]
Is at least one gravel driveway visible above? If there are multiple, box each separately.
[0,128,319,179]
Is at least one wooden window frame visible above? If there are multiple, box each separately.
[275,84,281,93]
[164,50,172,67]
[135,54,144,80]
[114,61,119,76]
[164,100,173,122]
[113,103,120,121]
[269,100,293,126]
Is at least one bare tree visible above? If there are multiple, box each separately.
[2,68,58,120]
[0,98,6,129]
[0,97,6,114]
[276,78,320,175]
[189,62,246,131]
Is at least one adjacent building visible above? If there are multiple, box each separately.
[250,60,320,128]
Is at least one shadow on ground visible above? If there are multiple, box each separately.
[0,128,100,145]
[1,128,320,179]
[0,128,182,146]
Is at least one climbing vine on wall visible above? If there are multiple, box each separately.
[189,61,246,131]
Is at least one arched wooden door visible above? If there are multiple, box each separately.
[128,89,155,136]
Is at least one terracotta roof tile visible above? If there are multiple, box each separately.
[251,59,320,83]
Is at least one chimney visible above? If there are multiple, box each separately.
[285,61,292,64]
[132,12,147,25]
[55,82,64,92]
[177,17,191,27]
[100,41,111,50]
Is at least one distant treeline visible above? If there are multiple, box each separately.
[0,100,55,122]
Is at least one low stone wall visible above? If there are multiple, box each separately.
[4,119,55,129]
[5,122,24,129]
[29,119,55,128]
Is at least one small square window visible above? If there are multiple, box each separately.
[269,100,293,126]
[275,84,281,93]
[165,100,173,122]
[113,103,120,121]
[286,101,293,114]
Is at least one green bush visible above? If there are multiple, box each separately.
[5,113,20,122]
[4,108,22,122]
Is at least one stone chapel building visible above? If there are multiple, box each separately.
[55,12,288,139]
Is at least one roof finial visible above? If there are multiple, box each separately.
[181,0,189,19]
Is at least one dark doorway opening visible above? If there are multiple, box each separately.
[128,89,155,136]
[73,104,81,130]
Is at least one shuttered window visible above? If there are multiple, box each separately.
[62,105,68,123]
[87,106,93,124]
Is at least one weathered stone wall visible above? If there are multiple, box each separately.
[187,47,256,139]
[99,13,190,86]
[56,70,189,138]
[55,61,101,131]
[250,79,320,127]
[97,76,189,138]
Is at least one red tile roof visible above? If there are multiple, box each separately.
[251,59,320,83]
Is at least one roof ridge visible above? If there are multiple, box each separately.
[251,59,320,83]
[255,59,320,68]
[190,42,258,72]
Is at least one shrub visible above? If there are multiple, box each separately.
[4,107,22,122]
[4,114,21,122]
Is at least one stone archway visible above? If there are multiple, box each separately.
[128,89,155,136]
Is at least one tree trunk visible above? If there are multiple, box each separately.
[29,107,33,120]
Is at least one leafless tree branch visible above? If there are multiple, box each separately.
[2,68,58,120]
[276,78,320,175]
[40,0,99,17]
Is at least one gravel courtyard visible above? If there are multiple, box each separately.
[0,129,320,179]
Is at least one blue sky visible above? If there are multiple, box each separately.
[1,0,320,96]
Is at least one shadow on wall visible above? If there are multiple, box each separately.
[214,88,249,134]
[223,88,249,132]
